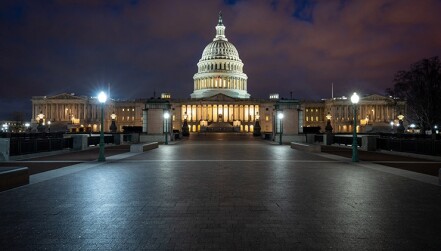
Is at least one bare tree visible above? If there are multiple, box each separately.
[388,57,441,132]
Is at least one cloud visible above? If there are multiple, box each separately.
[0,0,441,119]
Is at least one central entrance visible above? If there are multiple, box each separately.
[180,102,260,133]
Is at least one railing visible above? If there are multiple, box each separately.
[314,134,323,143]
[1,132,65,139]
[333,135,362,147]
[87,135,114,146]
[377,138,441,156]
[9,137,73,156]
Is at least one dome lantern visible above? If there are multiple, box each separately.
[214,11,227,41]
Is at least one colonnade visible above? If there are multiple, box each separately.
[32,103,95,123]
[181,104,259,123]
[198,62,242,72]
[330,104,399,123]
[194,77,246,91]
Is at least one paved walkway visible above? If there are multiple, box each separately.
[0,145,130,174]
[1,134,440,250]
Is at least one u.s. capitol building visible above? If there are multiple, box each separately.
[31,14,405,141]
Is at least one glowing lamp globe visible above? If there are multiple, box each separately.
[351,92,360,104]
[98,92,107,103]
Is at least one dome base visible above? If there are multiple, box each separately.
[191,89,250,99]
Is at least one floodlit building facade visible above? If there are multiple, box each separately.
[30,14,405,140]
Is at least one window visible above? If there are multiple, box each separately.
[122,108,125,112]
[265,116,269,121]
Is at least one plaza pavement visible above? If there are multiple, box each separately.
[0,133,440,250]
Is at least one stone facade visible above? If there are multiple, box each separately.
[30,14,405,137]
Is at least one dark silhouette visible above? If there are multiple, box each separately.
[387,56,441,132]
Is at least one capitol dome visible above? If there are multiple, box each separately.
[201,40,240,61]
[191,13,250,99]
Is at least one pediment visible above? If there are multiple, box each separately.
[201,93,238,102]
[47,93,86,100]
[363,94,389,101]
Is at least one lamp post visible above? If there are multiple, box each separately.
[397,113,405,134]
[47,121,51,133]
[37,112,44,132]
[97,91,107,162]
[351,92,360,162]
[182,113,189,136]
[110,112,117,133]
[277,112,284,145]
[164,111,170,145]
[253,112,261,136]
[325,112,333,133]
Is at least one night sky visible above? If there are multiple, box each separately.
[1,0,441,120]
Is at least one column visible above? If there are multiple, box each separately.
[142,109,148,133]
[202,105,207,120]
[197,105,202,121]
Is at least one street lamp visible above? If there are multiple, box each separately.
[97,91,107,162]
[47,121,51,133]
[397,113,405,133]
[325,112,333,133]
[253,112,261,136]
[164,111,170,145]
[351,92,360,162]
[37,112,44,132]
[110,112,117,133]
[182,113,189,136]
[277,112,284,145]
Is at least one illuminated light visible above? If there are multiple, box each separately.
[25,123,30,127]
[278,113,284,120]
[163,112,170,119]
[97,91,107,103]
[326,113,332,120]
[350,92,360,104]
[410,124,416,128]
[397,114,404,120]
